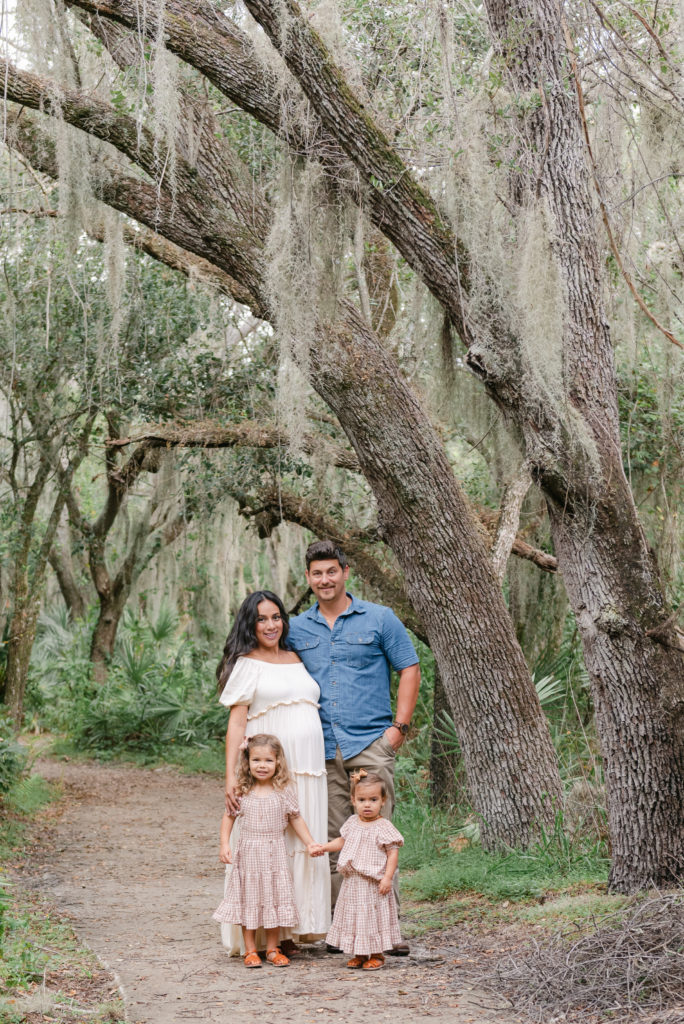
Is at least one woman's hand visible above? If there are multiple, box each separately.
[225,776,240,814]
[219,845,232,864]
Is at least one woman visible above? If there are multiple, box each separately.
[216,590,330,954]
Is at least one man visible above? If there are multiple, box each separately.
[288,539,421,955]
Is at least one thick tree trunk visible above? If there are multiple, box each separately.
[2,59,565,846]
[312,301,563,847]
[484,0,684,889]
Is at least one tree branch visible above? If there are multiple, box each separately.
[106,420,360,472]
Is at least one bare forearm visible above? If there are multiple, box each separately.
[379,846,399,893]
[220,812,235,846]
[225,705,248,781]
[321,836,345,853]
[383,846,399,880]
[395,664,420,724]
[290,814,315,848]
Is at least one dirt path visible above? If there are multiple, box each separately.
[13,758,522,1024]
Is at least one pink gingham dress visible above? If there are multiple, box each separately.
[212,788,300,930]
[326,815,403,956]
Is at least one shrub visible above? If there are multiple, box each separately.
[0,711,27,796]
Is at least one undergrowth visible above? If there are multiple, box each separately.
[25,604,610,903]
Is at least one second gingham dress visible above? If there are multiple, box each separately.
[326,815,403,956]
[213,788,300,931]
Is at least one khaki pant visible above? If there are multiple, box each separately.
[326,734,398,907]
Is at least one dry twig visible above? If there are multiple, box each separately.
[493,893,684,1022]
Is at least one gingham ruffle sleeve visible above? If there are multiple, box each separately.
[375,818,404,851]
[282,785,300,820]
[218,657,259,708]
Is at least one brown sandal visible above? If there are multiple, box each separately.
[243,950,262,968]
[265,948,290,967]
[346,955,366,969]
[362,954,385,970]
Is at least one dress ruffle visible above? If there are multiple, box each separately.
[218,657,330,954]
[247,697,320,721]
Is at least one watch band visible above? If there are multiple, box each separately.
[392,721,410,735]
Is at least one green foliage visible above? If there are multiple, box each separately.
[28,605,225,762]
[0,710,28,795]
[404,813,609,903]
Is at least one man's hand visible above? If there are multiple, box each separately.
[383,725,405,751]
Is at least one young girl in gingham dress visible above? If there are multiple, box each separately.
[212,733,319,968]
[317,770,403,971]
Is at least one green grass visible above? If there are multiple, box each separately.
[403,831,609,903]
[0,772,126,1024]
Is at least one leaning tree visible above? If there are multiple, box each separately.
[2,0,683,888]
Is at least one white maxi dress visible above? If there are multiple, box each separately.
[218,657,331,953]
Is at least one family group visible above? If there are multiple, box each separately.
[211,539,421,972]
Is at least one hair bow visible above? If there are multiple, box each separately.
[350,768,367,783]
[238,738,249,751]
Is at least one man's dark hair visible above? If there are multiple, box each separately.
[305,539,348,570]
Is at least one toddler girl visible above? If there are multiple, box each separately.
[317,769,403,970]
[212,733,319,968]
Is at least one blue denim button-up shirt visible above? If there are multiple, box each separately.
[288,595,419,760]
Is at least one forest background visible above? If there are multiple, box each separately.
[0,0,683,1017]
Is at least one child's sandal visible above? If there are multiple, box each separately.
[243,951,262,968]
[346,955,366,969]
[362,954,385,971]
[265,948,290,967]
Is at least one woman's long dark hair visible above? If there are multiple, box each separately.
[216,590,290,693]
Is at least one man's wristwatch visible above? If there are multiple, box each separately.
[392,721,410,736]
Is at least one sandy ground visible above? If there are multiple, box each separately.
[12,758,523,1024]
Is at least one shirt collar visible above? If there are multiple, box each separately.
[305,593,365,622]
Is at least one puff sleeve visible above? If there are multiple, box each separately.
[376,819,404,851]
[283,785,300,820]
[218,657,259,708]
[339,816,355,839]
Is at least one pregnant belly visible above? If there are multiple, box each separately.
[247,702,325,774]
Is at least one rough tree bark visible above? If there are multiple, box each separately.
[1,43,564,845]
[483,0,684,892]
[236,0,684,890]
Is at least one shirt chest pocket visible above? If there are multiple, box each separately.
[289,636,321,667]
[344,634,378,666]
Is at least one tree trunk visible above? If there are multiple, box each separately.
[90,591,126,684]
[0,26,566,845]
[49,536,88,621]
[4,581,40,728]
[312,301,563,847]
[484,0,684,889]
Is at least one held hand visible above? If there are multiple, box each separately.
[307,842,324,857]
[378,874,393,895]
[219,846,232,865]
[383,726,404,751]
